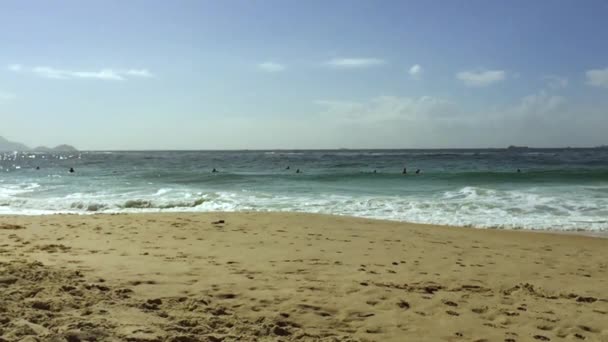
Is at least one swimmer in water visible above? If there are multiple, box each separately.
[402,167,407,174]
[296,169,301,174]
[415,169,420,174]
[286,166,290,170]
[212,168,218,173]
[69,167,75,173]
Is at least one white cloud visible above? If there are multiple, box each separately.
[456,69,506,87]
[318,91,565,125]
[510,90,565,117]
[408,64,423,79]
[544,75,568,89]
[8,64,22,72]
[586,67,608,88]
[257,62,285,72]
[9,65,154,81]
[124,69,154,78]
[315,95,453,123]
[32,67,126,80]
[310,89,581,148]
[325,58,386,68]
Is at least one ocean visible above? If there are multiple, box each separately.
[1,149,607,232]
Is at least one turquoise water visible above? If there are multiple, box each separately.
[1,149,607,231]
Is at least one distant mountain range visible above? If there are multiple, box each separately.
[0,136,78,152]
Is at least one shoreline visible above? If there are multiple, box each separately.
[1,212,607,341]
[2,211,607,239]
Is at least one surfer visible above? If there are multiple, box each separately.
[415,169,421,174]
[296,169,301,174]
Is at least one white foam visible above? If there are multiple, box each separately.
[0,182,41,198]
[0,182,607,232]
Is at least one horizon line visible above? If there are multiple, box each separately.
[4,146,606,153]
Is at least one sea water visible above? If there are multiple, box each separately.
[1,149,607,232]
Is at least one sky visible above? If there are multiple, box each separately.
[1,0,608,150]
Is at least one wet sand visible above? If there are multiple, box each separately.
[0,212,607,341]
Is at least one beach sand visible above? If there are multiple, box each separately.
[0,212,606,341]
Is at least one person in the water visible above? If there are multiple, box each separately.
[296,169,301,173]
[402,167,407,174]
[286,166,290,170]
[517,169,521,173]
[212,168,218,173]
[35,166,40,170]
[415,169,421,174]
[69,167,75,173]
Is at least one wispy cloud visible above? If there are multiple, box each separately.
[257,62,285,72]
[123,69,154,78]
[325,58,386,69]
[315,95,453,123]
[408,64,423,79]
[32,67,126,80]
[586,67,608,88]
[544,75,568,89]
[9,65,154,81]
[8,64,22,72]
[315,89,565,127]
[511,90,565,117]
[310,87,585,148]
[456,69,506,87]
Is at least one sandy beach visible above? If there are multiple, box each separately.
[0,212,606,341]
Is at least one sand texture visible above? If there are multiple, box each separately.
[0,213,607,341]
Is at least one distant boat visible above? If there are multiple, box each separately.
[507,145,530,151]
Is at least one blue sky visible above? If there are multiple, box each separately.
[1,0,608,149]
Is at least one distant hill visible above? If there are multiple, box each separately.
[53,144,78,152]
[33,144,79,152]
[0,136,29,151]
[0,136,77,152]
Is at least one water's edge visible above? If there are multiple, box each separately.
[2,211,606,239]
